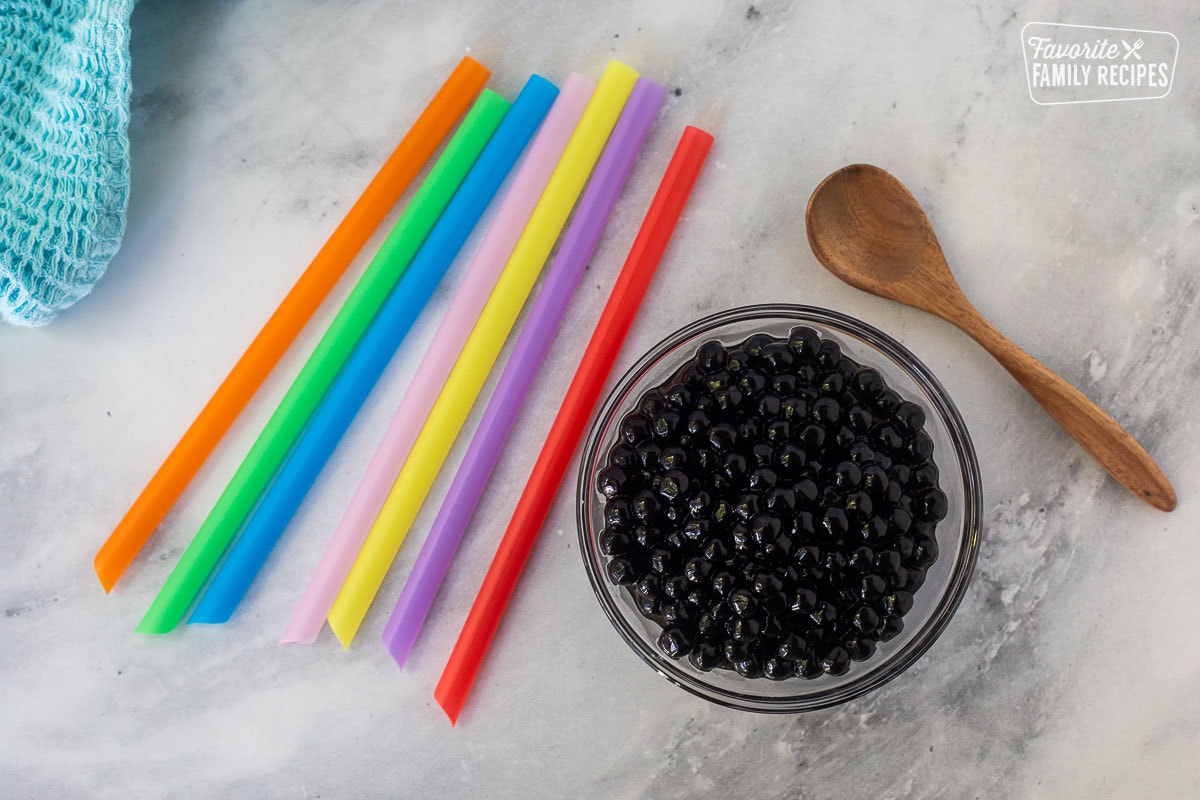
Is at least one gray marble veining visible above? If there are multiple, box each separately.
[3,1,1197,797]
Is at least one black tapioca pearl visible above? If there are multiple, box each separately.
[681,519,709,543]
[787,326,821,361]
[730,523,753,552]
[776,632,807,660]
[861,464,889,495]
[649,547,676,575]
[711,570,738,598]
[819,371,845,396]
[797,423,826,449]
[635,573,660,598]
[796,652,825,679]
[632,490,663,521]
[725,348,752,375]
[912,535,939,568]
[701,536,729,563]
[809,601,838,627]
[688,642,721,671]
[776,443,807,475]
[844,636,877,662]
[765,420,790,447]
[879,615,905,641]
[684,557,714,583]
[694,447,719,473]
[743,332,774,357]
[852,367,884,398]
[889,506,913,535]
[760,342,794,371]
[728,588,758,618]
[711,497,734,524]
[752,571,784,598]
[661,600,694,626]
[737,419,762,444]
[844,491,873,518]
[820,550,848,573]
[708,423,738,452]
[758,393,782,418]
[596,465,632,498]
[903,567,926,591]
[651,410,682,439]
[728,617,761,643]
[790,586,819,614]
[695,340,728,373]
[762,656,794,681]
[811,396,842,425]
[685,585,712,609]
[847,404,875,432]
[780,396,808,421]
[822,507,850,538]
[893,400,927,435]
[657,627,692,659]
[860,515,888,542]
[815,338,842,371]
[685,409,711,436]
[860,574,887,601]
[771,373,799,395]
[874,424,904,451]
[608,443,638,467]
[848,546,875,572]
[657,470,689,503]
[633,524,659,549]
[764,487,796,513]
[664,531,687,550]
[733,655,764,679]
[749,442,775,467]
[637,389,668,417]
[913,462,940,489]
[834,461,863,489]
[748,467,778,492]
[793,479,819,506]
[883,590,914,616]
[636,590,661,617]
[599,529,633,556]
[821,645,852,676]
[907,431,934,463]
[621,414,652,444]
[685,491,712,519]
[852,605,881,633]
[635,441,662,469]
[722,638,750,664]
[604,499,632,528]
[874,549,902,576]
[749,513,782,544]
[660,446,688,471]
[873,388,902,416]
[703,368,732,393]
[738,369,767,397]
[893,534,915,559]
[917,487,948,521]
[607,557,637,585]
[733,493,759,521]
[660,573,690,599]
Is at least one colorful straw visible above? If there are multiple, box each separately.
[382,78,666,668]
[136,90,511,634]
[434,125,714,724]
[280,73,595,646]
[186,77,559,625]
[93,56,490,593]
[325,61,640,648]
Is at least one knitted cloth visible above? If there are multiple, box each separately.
[1,0,135,326]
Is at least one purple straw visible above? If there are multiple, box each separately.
[381,78,666,667]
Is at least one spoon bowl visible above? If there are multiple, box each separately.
[805,164,1175,512]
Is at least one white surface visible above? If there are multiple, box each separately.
[3,1,1198,797]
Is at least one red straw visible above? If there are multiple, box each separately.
[434,125,714,724]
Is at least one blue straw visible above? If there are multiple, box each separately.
[188,75,559,624]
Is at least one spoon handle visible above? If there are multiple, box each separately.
[948,302,1176,511]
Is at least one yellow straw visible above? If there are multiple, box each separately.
[326,61,639,647]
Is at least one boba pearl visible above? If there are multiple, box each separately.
[597,327,946,680]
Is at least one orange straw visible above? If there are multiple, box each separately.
[93,56,490,592]
[434,126,714,724]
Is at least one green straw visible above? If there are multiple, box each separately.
[137,90,511,634]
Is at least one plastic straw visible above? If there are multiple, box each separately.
[93,57,490,593]
[187,77,558,625]
[434,125,714,724]
[382,78,666,668]
[325,61,640,648]
[136,91,511,634]
[280,74,595,646]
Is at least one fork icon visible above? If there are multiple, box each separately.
[1122,38,1145,60]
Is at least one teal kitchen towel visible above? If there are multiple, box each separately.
[1,0,135,326]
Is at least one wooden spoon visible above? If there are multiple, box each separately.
[805,163,1176,511]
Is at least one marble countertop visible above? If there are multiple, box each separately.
[3,1,1198,797]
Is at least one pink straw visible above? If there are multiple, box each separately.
[280,73,596,645]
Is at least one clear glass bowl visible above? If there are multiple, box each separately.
[577,304,982,712]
